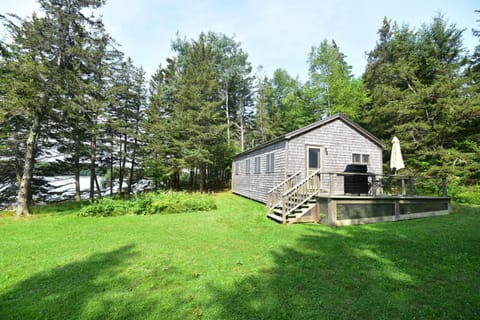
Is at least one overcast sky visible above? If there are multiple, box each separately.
[1,0,478,82]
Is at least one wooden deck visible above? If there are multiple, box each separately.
[266,172,451,225]
[314,194,450,226]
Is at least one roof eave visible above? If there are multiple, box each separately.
[233,113,385,159]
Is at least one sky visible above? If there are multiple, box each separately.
[0,0,478,82]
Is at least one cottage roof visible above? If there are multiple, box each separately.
[233,113,385,159]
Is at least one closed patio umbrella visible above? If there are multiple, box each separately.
[390,136,404,175]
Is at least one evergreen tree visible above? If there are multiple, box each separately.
[0,51,48,213]
[145,33,252,190]
[142,58,182,190]
[251,68,304,143]
[175,36,223,191]
[307,39,368,120]
[364,14,480,182]
[1,0,109,213]
[252,72,274,145]
[105,57,146,196]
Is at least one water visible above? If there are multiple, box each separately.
[1,175,151,209]
[43,176,104,201]
[1,176,104,209]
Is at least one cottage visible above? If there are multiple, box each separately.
[232,114,450,225]
[232,114,384,201]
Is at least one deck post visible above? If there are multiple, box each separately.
[394,200,400,220]
[327,198,335,226]
[409,176,415,196]
[371,174,376,195]
[281,194,286,224]
[442,176,448,197]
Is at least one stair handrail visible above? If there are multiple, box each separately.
[267,171,302,194]
[282,168,323,197]
[282,168,323,218]
[266,171,302,210]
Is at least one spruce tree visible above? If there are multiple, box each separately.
[364,14,479,182]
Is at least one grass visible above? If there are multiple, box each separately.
[0,193,479,319]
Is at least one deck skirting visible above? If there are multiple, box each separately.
[316,195,450,226]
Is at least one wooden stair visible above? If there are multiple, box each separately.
[267,199,317,224]
[266,169,323,224]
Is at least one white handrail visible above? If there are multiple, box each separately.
[282,168,323,217]
[267,171,302,194]
[266,171,302,211]
[282,168,323,197]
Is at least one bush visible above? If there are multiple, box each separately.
[147,192,217,215]
[130,194,154,215]
[78,197,128,217]
[449,185,480,205]
[78,192,217,217]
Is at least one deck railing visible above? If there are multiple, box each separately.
[266,171,302,210]
[317,172,449,198]
[281,168,324,219]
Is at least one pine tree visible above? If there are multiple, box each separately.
[308,39,368,120]
[105,57,146,196]
[1,0,109,214]
[175,36,223,191]
[364,14,479,182]
[143,59,181,190]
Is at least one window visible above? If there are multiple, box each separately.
[352,153,361,163]
[235,162,239,175]
[266,153,275,173]
[362,154,370,164]
[352,153,370,164]
[245,159,251,175]
[254,156,261,174]
[308,148,321,169]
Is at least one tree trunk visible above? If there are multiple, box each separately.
[189,168,195,191]
[73,136,81,202]
[110,139,114,196]
[16,114,40,216]
[127,145,136,195]
[225,83,230,146]
[118,134,127,196]
[239,100,245,152]
[95,174,102,198]
[89,134,96,201]
[127,119,140,195]
[171,169,180,191]
[199,164,205,193]
[14,141,22,187]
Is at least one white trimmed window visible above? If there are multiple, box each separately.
[362,154,370,164]
[245,159,251,175]
[352,153,370,164]
[254,156,261,174]
[266,153,275,173]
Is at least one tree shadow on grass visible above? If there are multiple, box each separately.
[209,220,480,319]
[0,244,159,319]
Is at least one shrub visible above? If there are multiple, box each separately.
[78,192,217,217]
[147,192,217,215]
[129,194,154,215]
[450,185,480,205]
[78,197,128,217]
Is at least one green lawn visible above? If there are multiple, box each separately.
[1,193,479,320]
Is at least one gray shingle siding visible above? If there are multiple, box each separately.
[287,119,383,193]
[232,115,384,203]
[232,140,286,203]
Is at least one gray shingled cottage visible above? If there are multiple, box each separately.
[232,113,384,201]
[232,114,451,225]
